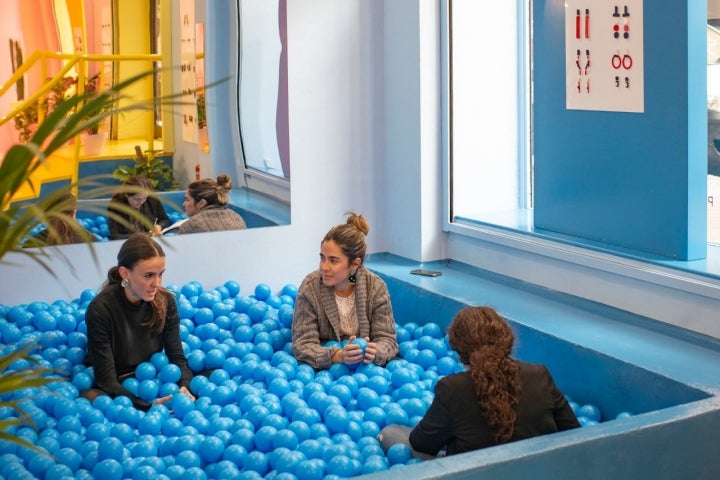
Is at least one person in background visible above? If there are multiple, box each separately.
[177,173,247,234]
[81,233,194,411]
[378,306,580,459]
[107,175,170,240]
[292,212,398,369]
[24,192,96,247]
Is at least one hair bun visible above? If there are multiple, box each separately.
[346,211,370,236]
[216,173,233,190]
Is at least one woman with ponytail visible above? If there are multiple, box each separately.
[379,306,579,458]
[82,233,194,410]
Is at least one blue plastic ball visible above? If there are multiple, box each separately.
[159,363,182,384]
[171,393,195,420]
[248,302,269,322]
[137,379,160,402]
[79,289,97,304]
[243,451,269,476]
[254,283,272,301]
[578,404,602,422]
[197,291,221,309]
[362,454,389,474]
[193,307,215,325]
[352,337,369,355]
[280,284,298,299]
[135,362,157,381]
[97,437,124,461]
[223,280,241,297]
[199,435,225,463]
[386,443,412,465]
[324,405,350,434]
[326,455,361,477]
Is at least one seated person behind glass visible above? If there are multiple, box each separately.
[177,173,247,234]
[23,192,97,248]
[107,175,169,240]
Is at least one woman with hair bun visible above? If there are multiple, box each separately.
[178,173,247,234]
[379,306,579,458]
[292,212,398,369]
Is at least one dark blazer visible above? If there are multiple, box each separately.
[107,196,170,240]
[409,361,580,456]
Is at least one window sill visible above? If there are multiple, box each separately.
[449,210,720,300]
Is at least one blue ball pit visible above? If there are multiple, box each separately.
[0,279,628,480]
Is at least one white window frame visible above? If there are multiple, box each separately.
[440,0,720,299]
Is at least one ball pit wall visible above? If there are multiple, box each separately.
[361,253,720,480]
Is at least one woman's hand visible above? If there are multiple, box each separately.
[363,339,377,364]
[332,336,364,365]
[153,386,196,407]
[178,386,196,401]
[153,394,173,406]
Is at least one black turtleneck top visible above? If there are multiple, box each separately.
[84,283,192,410]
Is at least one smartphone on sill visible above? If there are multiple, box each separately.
[410,269,443,277]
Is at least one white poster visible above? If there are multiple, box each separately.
[101,5,113,90]
[565,1,644,113]
[180,0,198,143]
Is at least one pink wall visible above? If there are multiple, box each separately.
[0,0,61,154]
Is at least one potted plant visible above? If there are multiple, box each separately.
[113,147,178,191]
[0,71,171,451]
[13,77,75,143]
[197,91,209,151]
[79,73,111,155]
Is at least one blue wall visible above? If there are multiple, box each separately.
[533,0,707,260]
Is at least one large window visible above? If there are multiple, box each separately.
[445,0,531,231]
[707,3,720,245]
[231,0,291,205]
[237,0,290,184]
[447,0,718,253]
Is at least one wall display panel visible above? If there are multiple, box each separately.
[180,0,199,143]
[565,0,644,112]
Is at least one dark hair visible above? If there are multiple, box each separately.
[187,173,233,207]
[44,193,79,246]
[103,233,169,333]
[448,306,520,443]
[322,211,369,263]
[111,175,154,202]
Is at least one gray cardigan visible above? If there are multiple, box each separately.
[177,205,247,234]
[291,265,398,369]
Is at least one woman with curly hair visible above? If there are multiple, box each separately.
[379,306,579,458]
